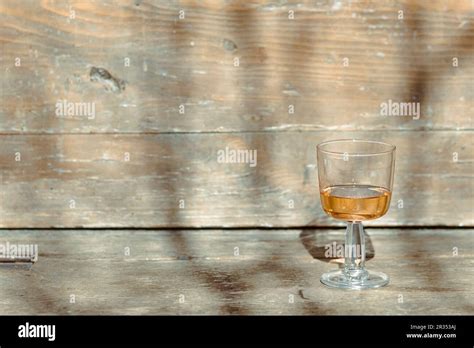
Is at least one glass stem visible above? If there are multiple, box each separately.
[344,221,368,280]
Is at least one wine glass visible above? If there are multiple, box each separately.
[317,139,396,289]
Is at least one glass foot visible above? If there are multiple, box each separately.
[321,269,389,290]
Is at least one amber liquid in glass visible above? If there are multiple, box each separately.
[320,184,391,221]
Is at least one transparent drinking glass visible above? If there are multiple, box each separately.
[317,139,396,289]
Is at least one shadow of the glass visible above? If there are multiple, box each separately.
[299,229,375,264]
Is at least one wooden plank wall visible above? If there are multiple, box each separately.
[0,0,473,228]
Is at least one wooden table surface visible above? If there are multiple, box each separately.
[0,228,472,315]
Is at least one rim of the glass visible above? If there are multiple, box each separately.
[317,139,396,156]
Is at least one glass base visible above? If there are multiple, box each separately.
[321,269,389,290]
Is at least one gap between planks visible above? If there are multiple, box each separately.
[0,129,473,136]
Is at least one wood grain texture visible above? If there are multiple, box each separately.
[0,228,472,315]
[1,131,472,228]
[0,0,472,133]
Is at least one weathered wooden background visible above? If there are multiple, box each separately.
[0,0,473,228]
[0,0,473,317]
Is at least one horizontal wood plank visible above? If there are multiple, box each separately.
[1,131,472,228]
[0,228,472,314]
[0,0,472,133]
